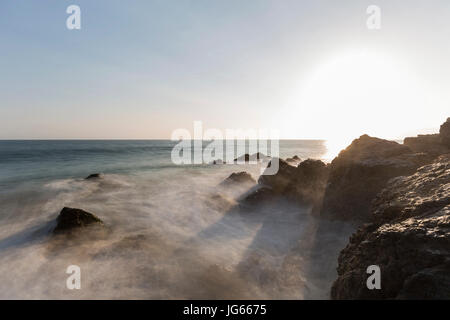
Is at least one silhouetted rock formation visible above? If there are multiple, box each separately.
[331,154,450,299]
[53,207,104,234]
[440,117,450,147]
[241,158,329,209]
[321,135,431,222]
[233,152,266,163]
[220,172,256,186]
[403,118,450,156]
[286,155,302,166]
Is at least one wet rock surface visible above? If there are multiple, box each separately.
[85,173,101,180]
[53,207,104,234]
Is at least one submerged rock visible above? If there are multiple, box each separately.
[331,154,450,299]
[321,134,432,222]
[85,173,101,180]
[53,207,104,234]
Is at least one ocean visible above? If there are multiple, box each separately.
[0,140,353,299]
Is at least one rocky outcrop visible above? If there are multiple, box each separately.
[403,118,450,156]
[440,117,450,148]
[220,172,256,186]
[331,154,450,299]
[241,158,329,209]
[321,135,432,222]
[53,207,104,234]
[286,155,301,166]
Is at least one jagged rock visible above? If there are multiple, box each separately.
[403,118,450,156]
[331,154,450,299]
[258,159,297,193]
[403,134,449,156]
[439,117,450,148]
[53,207,104,234]
[288,159,329,209]
[286,155,302,165]
[220,172,256,186]
[85,173,101,180]
[239,186,276,206]
[321,135,432,222]
[241,158,328,208]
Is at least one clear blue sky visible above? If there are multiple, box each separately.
[1,1,449,139]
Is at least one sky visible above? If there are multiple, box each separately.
[0,0,449,141]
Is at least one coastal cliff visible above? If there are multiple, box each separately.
[236,118,449,299]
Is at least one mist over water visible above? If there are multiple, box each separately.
[0,140,353,299]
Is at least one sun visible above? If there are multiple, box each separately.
[278,49,431,159]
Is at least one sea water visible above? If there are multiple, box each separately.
[0,140,354,299]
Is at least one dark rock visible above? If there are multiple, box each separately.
[221,172,256,186]
[242,158,329,209]
[233,152,266,163]
[239,186,276,206]
[331,154,450,299]
[439,117,450,148]
[258,159,297,193]
[403,118,450,156]
[85,173,101,180]
[53,207,104,234]
[403,134,449,156]
[321,134,432,222]
[288,159,329,209]
[286,155,302,165]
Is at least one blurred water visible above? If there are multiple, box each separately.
[0,139,354,299]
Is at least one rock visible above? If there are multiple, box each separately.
[372,154,450,224]
[286,155,302,165]
[439,117,450,148]
[242,158,329,209]
[239,186,276,206]
[220,172,256,186]
[331,154,450,299]
[288,159,329,209]
[212,159,225,165]
[403,118,450,156]
[403,134,449,156]
[85,173,101,180]
[321,135,432,222]
[258,158,297,193]
[233,152,266,163]
[53,207,104,234]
